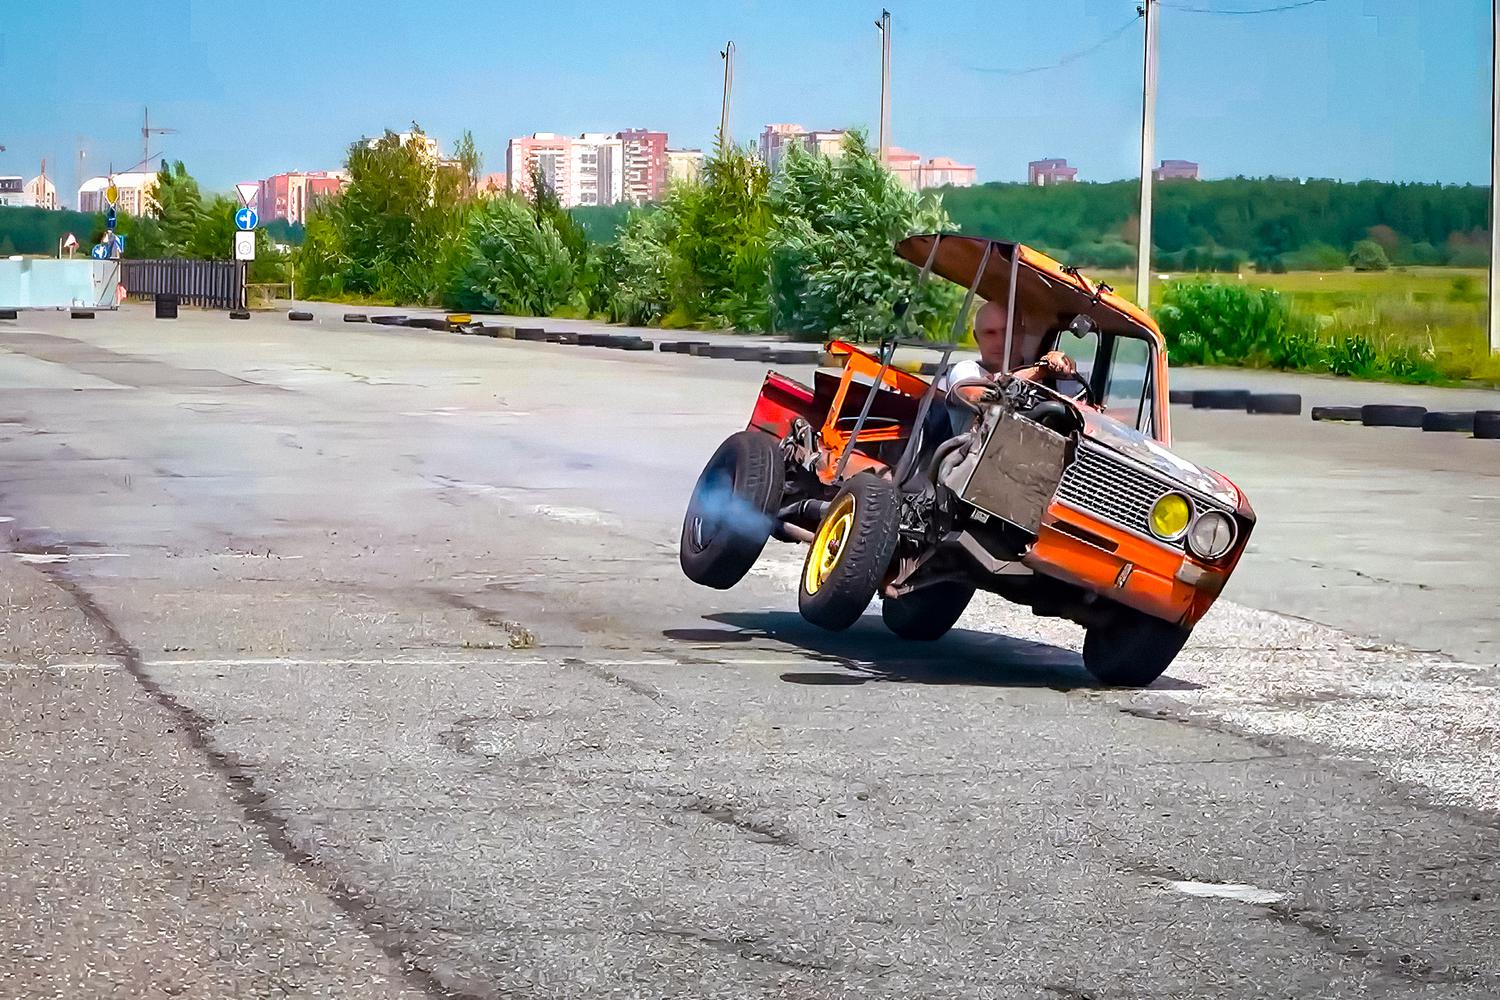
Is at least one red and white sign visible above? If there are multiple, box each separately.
[234,182,260,207]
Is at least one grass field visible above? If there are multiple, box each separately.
[1092,267,1497,385]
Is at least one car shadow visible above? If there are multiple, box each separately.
[664,612,1201,692]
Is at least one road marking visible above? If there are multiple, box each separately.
[0,661,115,672]
[1165,880,1285,905]
[14,552,130,564]
[143,655,815,669]
[531,504,618,526]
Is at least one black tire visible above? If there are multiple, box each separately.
[343,313,368,323]
[288,310,313,321]
[1168,389,1196,406]
[229,310,250,320]
[1361,404,1425,428]
[797,473,902,631]
[515,328,548,341]
[1475,411,1500,440]
[679,432,785,590]
[1082,608,1192,688]
[881,582,977,641]
[1247,392,1302,415]
[1311,405,1362,422]
[1192,389,1249,410]
[1422,411,1475,433]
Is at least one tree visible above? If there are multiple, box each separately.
[149,160,204,255]
[1349,239,1390,271]
[452,130,483,200]
[444,196,576,315]
[767,131,958,341]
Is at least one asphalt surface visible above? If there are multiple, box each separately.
[0,305,1496,999]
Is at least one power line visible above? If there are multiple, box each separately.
[969,11,1143,77]
[1159,0,1328,14]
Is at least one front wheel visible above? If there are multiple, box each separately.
[679,431,785,589]
[881,581,976,641]
[797,473,901,631]
[1082,608,1191,687]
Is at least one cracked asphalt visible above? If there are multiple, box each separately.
[0,305,1497,999]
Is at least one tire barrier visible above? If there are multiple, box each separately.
[371,315,407,326]
[229,310,251,320]
[288,310,314,322]
[1310,405,1362,422]
[407,317,452,331]
[1192,389,1251,410]
[0,310,17,320]
[343,313,368,323]
[1361,404,1426,428]
[1475,411,1500,439]
[1168,389,1195,405]
[1246,392,1302,415]
[154,295,179,319]
[70,309,95,319]
[1420,411,1475,433]
[766,350,822,365]
[578,333,612,346]
[515,328,548,341]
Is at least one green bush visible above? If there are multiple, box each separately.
[443,196,576,315]
[1325,334,1378,377]
[1349,239,1390,271]
[1156,281,1316,367]
[1279,242,1348,271]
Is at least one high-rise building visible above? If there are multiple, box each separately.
[616,129,668,204]
[920,157,976,189]
[666,148,703,187]
[571,133,623,207]
[509,133,572,202]
[24,173,59,210]
[1154,159,1199,181]
[758,123,807,173]
[1028,159,1078,186]
[0,177,26,208]
[257,171,348,224]
[77,172,157,214]
[363,130,443,162]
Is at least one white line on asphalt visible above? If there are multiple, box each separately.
[1165,881,1285,905]
[14,552,130,564]
[0,661,115,672]
[143,655,814,669]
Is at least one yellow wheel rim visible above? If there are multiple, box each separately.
[804,493,856,596]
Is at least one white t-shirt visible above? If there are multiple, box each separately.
[933,358,999,393]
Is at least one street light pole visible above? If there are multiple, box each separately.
[876,9,892,164]
[1490,0,1499,353]
[1136,0,1160,310]
[719,41,736,150]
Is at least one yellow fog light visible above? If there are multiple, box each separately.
[1149,493,1192,541]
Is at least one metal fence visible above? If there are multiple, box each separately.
[121,259,246,310]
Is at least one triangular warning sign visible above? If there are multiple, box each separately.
[235,182,260,206]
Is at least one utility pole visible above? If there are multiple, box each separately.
[719,42,736,149]
[141,107,177,173]
[1491,0,1498,352]
[1136,0,1160,310]
[876,9,892,164]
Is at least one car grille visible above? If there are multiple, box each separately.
[1055,443,1182,546]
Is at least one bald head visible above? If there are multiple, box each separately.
[973,300,1043,371]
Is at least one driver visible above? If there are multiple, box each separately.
[932,300,1078,436]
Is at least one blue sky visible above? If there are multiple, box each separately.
[0,0,1491,200]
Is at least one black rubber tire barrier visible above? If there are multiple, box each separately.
[706,344,741,358]
[768,350,821,365]
[1192,389,1250,410]
[1247,392,1302,415]
[605,335,641,348]
[515,328,548,341]
[0,310,17,320]
[733,348,773,362]
[1361,404,1426,428]
[229,310,251,320]
[686,344,716,356]
[408,317,451,331]
[70,310,95,319]
[620,340,655,351]
[673,341,710,354]
[578,333,611,346]
[1168,389,1196,405]
[1475,411,1500,439]
[546,332,579,345]
[1421,411,1475,433]
[343,313,368,323]
[1310,405,1362,422]
[288,310,314,322]
[371,315,408,326]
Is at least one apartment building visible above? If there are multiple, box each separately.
[1028,159,1079,186]
[77,172,157,214]
[617,128,668,204]
[666,148,703,187]
[257,171,348,225]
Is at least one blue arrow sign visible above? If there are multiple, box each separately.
[115,234,126,257]
[91,243,109,259]
[234,207,258,231]
[105,207,117,229]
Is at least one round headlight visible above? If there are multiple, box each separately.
[1149,493,1192,540]
[1187,509,1237,560]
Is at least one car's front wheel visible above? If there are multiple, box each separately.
[1082,608,1191,687]
[679,431,785,589]
[797,473,901,631]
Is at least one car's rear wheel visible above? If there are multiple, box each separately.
[679,431,785,589]
[797,473,901,631]
[881,581,976,640]
[1082,608,1192,687]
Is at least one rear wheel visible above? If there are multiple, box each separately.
[1082,608,1191,687]
[798,473,901,631]
[679,431,785,589]
[881,581,976,641]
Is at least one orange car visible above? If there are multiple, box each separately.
[679,234,1255,686]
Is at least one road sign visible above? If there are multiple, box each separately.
[106,207,117,230]
[235,182,259,206]
[234,207,258,231]
[91,243,110,260]
[115,234,126,257]
[105,182,118,206]
[62,233,79,250]
[234,230,256,261]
